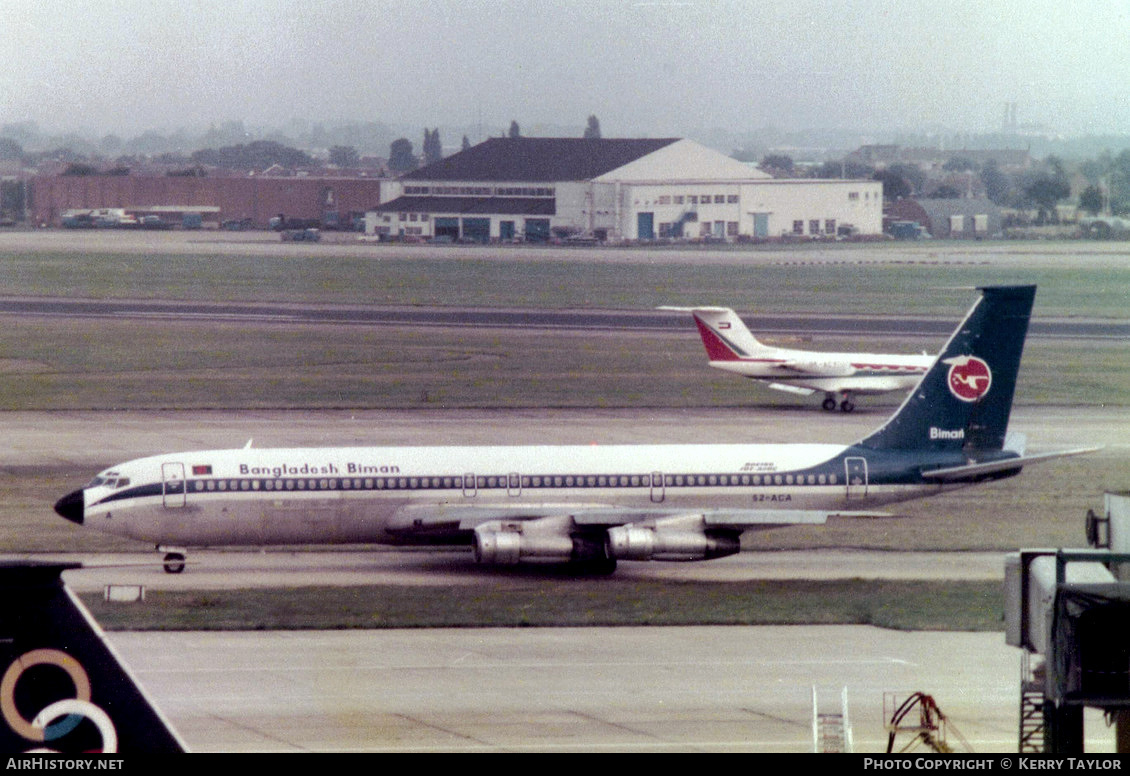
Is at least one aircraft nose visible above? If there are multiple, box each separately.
[54,490,85,525]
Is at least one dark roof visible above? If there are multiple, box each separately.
[401,137,680,182]
[376,196,556,216]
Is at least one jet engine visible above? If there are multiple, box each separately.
[606,515,740,561]
[472,517,575,565]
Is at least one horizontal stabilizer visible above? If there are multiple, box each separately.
[920,447,1102,483]
[657,306,733,313]
[1004,431,1027,455]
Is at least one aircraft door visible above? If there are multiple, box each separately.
[162,462,186,508]
[637,213,655,240]
[507,472,521,497]
[844,457,868,499]
[650,471,665,503]
[462,473,477,498]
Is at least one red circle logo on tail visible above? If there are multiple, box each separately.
[944,356,992,402]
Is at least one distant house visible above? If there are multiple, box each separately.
[884,197,1002,239]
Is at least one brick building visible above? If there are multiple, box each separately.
[29,173,385,229]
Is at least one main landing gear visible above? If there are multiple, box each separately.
[822,394,856,413]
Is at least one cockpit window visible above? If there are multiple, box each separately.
[85,477,107,488]
[115,478,130,488]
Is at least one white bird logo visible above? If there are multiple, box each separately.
[942,355,992,402]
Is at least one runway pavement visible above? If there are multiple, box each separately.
[0,294,1123,339]
[39,547,1006,591]
[108,625,1115,753]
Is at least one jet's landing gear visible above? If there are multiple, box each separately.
[822,394,855,413]
[159,547,186,574]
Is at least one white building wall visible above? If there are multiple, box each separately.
[596,139,771,182]
[602,179,883,241]
[739,180,884,238]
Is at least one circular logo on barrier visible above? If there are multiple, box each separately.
[944,355,992,402]
[1,648,118,752]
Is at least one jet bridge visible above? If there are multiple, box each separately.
[1005,492,1130,754]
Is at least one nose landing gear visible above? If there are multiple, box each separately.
[158,547,186,574]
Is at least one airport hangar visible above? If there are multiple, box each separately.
[369,137,884,243]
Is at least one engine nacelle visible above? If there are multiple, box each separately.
[472,518,575,565]
[607,517,740,561]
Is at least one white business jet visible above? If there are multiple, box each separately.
[659,305,935,412]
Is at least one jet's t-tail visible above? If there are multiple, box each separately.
[0,561,186,753]
[657,306,766,361]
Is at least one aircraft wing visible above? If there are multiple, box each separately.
[388,503,892,533]
[920,447,1102,483]
[767,382,817,396]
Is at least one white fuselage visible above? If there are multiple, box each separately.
[709,347,933,395]
[77,442,944,548]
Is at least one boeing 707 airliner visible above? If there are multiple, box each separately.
[55,286,1095,574]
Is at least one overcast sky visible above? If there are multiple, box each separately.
[2,0,1128,139]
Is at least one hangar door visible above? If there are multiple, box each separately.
[461,218,490,243]
[434,217,459,241]
[525,218,550,242]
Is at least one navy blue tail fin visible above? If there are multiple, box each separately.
[0,561,186,753]
[859,285,1036,453]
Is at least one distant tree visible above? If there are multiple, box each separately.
[873,169,912,200]
[329,145,360,167]
[422,128,443,166]
[99,134,123,156]
[462,135,472,152]
[388,138,417,174]
[943,156,977,172]
[1079,184,1105,215]
[0,137,23,161]
[0,179,24,219]
[1045,154,1067,180]
[930,184,963,199]
[1108,149,1130,214]
[1024,174,1071,223]
[888,163,926,195]
[812,160,874,179]
[61,163,98,176]
[190,140,313,170]
[759,154,794,176]
[508,121,521,139]
[167,167,207,177]
[584,115,601,139]
[1080,152,1112,185]
[980,160,1011,205]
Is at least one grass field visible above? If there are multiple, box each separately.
[0,316,1126,411]
[2,241,1130,316]
[79,579,1004,632]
